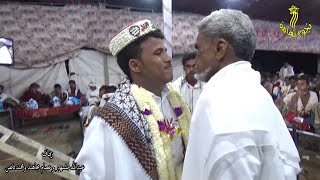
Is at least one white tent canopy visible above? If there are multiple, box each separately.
[0,50,184,99]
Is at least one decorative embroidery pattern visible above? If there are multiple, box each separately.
[129,25,140,36]
[108,78,154,156]
[97,103,158,180]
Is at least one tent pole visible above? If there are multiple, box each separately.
[104,55,109,85]
[162,0,172,58]
[317,54,320,73]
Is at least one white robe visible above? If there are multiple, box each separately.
[182,61,300,180]
[173,76,206,114]
[76,87,184,180]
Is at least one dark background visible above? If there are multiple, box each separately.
[252,51,318,75]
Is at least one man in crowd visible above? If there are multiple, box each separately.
[98,85,117,108]
[76,19,191,180]
[85,82,99,102]
[50,84,63,107]
[260,72,273,95]
[281,76,291,96]
[272,72,284,98]
[0,85,8,110]
[173,52,206,113]
[182,9,300,180]
[280,62,295,81]
[283,75,318,121]
[0,85,8,103]
[312,74,320,99]
[285,76,298,97]
[20,83,49,107]
[65,80,83,105]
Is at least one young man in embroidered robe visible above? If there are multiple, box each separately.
[173,52,206,114]
[182,9,300,180]
[76,19,191,180]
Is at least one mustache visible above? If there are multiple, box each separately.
[164,63,172,69]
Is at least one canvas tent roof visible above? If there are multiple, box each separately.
[0,4,319,69]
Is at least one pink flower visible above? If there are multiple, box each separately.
[157,118,176,136]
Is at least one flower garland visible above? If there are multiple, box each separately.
[131,83,191,180]
[166,83,190,146]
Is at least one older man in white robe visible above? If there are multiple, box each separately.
[182,9,300,180]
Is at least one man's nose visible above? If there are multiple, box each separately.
[164,52,172,62]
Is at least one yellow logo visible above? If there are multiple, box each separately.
[279,5,312,38]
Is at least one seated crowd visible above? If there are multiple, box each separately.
[262,72,320,134]
[0,80,117,111]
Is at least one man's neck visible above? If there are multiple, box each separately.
[302,90,309,94]
[133,80,164,97]
[186,77,197,87]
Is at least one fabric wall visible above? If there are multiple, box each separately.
[1,4,319,68]
[0,49,107,99]
[68,50,107,94]
[106,54,184,86]
[0,62,68,98]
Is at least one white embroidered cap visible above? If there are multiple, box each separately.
[109,19,158,56]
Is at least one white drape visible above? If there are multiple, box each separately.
[0,62,68,98]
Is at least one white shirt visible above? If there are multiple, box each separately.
[272,79,284,96]
[182,61,300,180]
[173,76,205,114]
[280,65,295,80]
[0,46,12,64]
[0,93,8,102]
[283,91,318,112]
[283,85,298,97]
[147,86,184,169]
[76,86,184,180]
[86,88,99,100]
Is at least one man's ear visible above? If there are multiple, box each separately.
[214,38,228,61]
[128,59,142,73]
